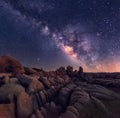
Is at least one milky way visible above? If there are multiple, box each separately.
[0,0,120,72]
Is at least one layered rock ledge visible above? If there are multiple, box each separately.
[0,55,120,118]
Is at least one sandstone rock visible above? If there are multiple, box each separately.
[9,77,18,84]
[0,56,120,118]
[56,67,66,75]
[69,88,93,118]
[48,71,56,77]
[39,77,51,89]
[58,84,75,108]
[48,77,56,86]
[24,67,37,75]
[63,75,71,83]
[70,88,90,105]
[17,92,33,118]
[82,84,120,100]
[0,83,25,103]
[56,76,65,84]
[0,103,15,118]
[68,87,111,118]
[31,93,39,111]
[39,91,47,104]
[0,74,14,85]
[3,75,10,84]
[41,107,47,118]
[91,96,110,118]
[46,89,57,102]
[28,79,44,93]
[17,74,32,88]
[0,55,24,74]
[45,102,59,118]
[50,102,57,113]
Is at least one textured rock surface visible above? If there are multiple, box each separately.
[0,56,120,118]
[0,103,15,118]
[0,55,24,74]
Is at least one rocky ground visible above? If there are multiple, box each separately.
[0,55,120,118]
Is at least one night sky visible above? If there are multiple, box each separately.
[0,0,120,72]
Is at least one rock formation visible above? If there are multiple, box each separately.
[0,55,120,118]
[0,55,24,74]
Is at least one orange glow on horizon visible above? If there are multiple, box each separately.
[84,61,120,72]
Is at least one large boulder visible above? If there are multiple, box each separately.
[39,77,51,89]
[68,87,110,118]
[28,79,44,93]
[0,83,33,118]
[0,55,24,74]
[0,83,25,103]
[0,103,15,118]
[17,92,33,118]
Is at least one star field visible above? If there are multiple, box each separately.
[0,0,120,72]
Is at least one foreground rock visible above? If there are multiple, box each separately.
[0,55,24,74]
[0,55,119,118]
